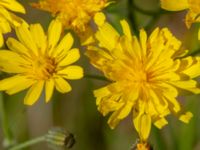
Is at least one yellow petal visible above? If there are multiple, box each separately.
[6,37,30,56]
[0,0,25,13]
[133,101,145,133]
[95,21,119,50]
[188,0,200,14]
[120,20,132,40]
[132,36,142,60]
[48,19,62,50]
[94,86,110,97]
[170,80,197,90]
[52,33,74,57]
[138,114,151,141]
[149,89,168,114]
[0,75,29,91]
[179,111,193,123]
[117,101,133,119]
[24,81,44,105]
[161,0,189,11]
[139,29,147,57]
[0,32,3,47]
[0,7,12,23]
[45,79,54,103]
[15,23,38,54]
[198,29,200,40]
[94,12,106,27]
[108,111,121,129]
[9,11,27,27]
[0,17,11,33]
[57,48,80,66]
[185,11,196,28]
[6,79,35,95]
[58,66,83,80]
[55,77,71,93]
[98,96,123,116]
[154,118,168,129]
[148,27,159,44]
[30,23,46,54]
[117,89,139,119]
[181,57,200,78]
[0,50,27,73]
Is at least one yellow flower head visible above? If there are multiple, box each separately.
[0,0,26,47]
[32,0,110,44]
[86,13,200,141]
[0,19,83,105]
[160,0,200,28]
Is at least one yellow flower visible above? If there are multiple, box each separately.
[32,0,111,45]
[0,0,26,47]
[160,0,200,28]
[86,13,200,141]
[0,19,83,105]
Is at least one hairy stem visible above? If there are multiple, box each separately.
[9,136,46,150]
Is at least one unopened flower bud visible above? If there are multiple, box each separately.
[45,127,75,149]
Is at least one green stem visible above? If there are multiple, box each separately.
[145,13,162,31]
[84,74,110,82]
[0,92,13,147]
[9,136,46,150]
[152,127,167,150]
[132,0,167,16]
[188,48,200,56]
[128,0,139,35]
[130,0,173,31]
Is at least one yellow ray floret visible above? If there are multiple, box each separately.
[0,0,26,47]
[32,0,111,45]
[0,19,83,105]
[160,0,200,33]
[86,13,200,141]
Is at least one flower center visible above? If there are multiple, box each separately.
[31,56,56,80]
[137,70,148,83]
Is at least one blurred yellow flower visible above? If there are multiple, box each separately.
[161,0,200,39]
[86,13,200,141]
[0,19,83,105]
[0,0,26,47]
[32,0,111,45]
[135,142,152,150]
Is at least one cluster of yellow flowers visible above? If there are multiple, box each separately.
[0,0,199,149]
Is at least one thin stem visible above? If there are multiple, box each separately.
[9,136,46,150]
[128,0,139,35]
[152,127,167,150]
[0,93,13,147]
[84,74,110,82]
[130,0,173,31]
[132,0,167,16]
[188,48,200,56]
[145,13,161,31]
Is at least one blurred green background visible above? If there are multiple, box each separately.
[0,0,200,149]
